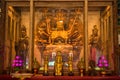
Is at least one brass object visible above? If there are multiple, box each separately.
[43,55,49,75]
[54,51,63,76]
[33,58,40,74]
[80,69,84,76]
[68,56,73,72]
[101,71,106,76]
[77,58,84,69]
[77,58,85,76]
[68,55,74,76]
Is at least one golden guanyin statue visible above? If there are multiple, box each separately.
[54,51,63,76]
[44,55,49,75]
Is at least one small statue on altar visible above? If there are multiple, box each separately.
[43,55,49,75]
[89,25,101,65]
[18,25,29,69]
[77,58,85,76]
[68,55,74,76]
[33,58,40,74]
[54,51,63,76]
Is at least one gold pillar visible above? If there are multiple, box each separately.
[84,0,88,71]
[110,4,115,71]
[29,0,34,70]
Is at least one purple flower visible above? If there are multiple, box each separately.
[101,56,105,60]
[16,56,20,59]
[104,64,108,67]
[98,64,102,67]
[19,64,22,66]
[19,60,23,63]
[16,64,19,66]
[12,64,15,67]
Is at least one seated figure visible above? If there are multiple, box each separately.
[54,51,63,76]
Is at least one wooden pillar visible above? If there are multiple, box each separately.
[0,0,5,74]
[29,0,34,70]
[110,5,114,71]
[84,0,88,71]
[113,0,119,75]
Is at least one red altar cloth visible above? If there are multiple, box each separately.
[1,75,120,80]
[0,75,19,80]
[26,76,120,80]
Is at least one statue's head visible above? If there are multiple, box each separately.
[92,25,98,36]
[57,51,62,56]
[93,25,97,28]
[21,25,27,37]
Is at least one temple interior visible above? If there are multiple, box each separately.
[0,0,120,79]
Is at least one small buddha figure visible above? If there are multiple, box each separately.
[56,9,65,31]
[56,20,64,31]
[54,51,63,76]
[43,55,49,75]
[68,55,74,76]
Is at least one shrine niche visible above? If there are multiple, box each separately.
[35,8,84,67]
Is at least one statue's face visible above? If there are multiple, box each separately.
[21,31,26,37]
[70,18,73,22]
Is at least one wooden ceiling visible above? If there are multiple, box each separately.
[6,0,115,11]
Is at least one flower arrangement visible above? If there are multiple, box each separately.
[97,55,108,71]
[12,56,23,72]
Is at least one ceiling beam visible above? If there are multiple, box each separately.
[88,1,113,7]
[5,0,115,2]
[6,0,114,7]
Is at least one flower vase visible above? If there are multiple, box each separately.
[101,70,106,76]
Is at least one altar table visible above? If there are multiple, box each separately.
[26,76,120,80]
[0,75,120,80]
